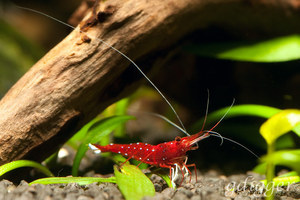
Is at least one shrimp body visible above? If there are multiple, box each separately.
[89,131,210,185]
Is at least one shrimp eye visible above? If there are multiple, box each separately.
[175,136,181,142]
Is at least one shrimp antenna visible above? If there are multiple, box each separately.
[203,100,260,159]
[206,130,223,146]
[207,98,235,133]
[209,134,259,159]
[15,5,77,30]
[15,5,187,134]
[200,89,210,132]
[129,110,190,136]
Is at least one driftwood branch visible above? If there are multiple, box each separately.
[1,0,300,164]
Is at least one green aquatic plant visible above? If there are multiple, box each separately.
[114,163,155,200]
[0,160,54,177]
[192,105,300,199]
[186,34,300,62]
[259,109,300,200]
[71,115,135,176]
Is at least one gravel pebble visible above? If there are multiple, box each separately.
[161,187,176,198]
[77,195,93,200]
[190,195,202,200]
[0,171,298,200]
[173,192,187,200]
[177,187,193,198]
[154,183,163,192]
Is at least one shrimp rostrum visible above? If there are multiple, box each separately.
[89,131,210,186]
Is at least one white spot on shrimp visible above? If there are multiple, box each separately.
[118,151,121,154]
[134,147,136,149]
[146,149,149,151]
[145,143,148,145]
[109,143,113,145]
[152,149,155,152]
[140,147,142,150]
[130,143,132,145]
[137,142,140,145]
[139,157,142,160]
[125,153,128,156]
[88,144,101,154]
[128,146,130,149]
[121,146,124,149]
[147,158,150,161]
[170,142,173,145]
[162,157,166,161]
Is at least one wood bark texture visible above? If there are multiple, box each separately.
[0,0,300,164]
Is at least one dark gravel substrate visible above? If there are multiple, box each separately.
[0,170,299,200]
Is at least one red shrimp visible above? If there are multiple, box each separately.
[88,99,259,186]
[89,131,210,185]
[17,5,259,186]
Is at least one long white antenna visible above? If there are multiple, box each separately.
[128,110,190,136]
[209,134,259,159]
[14,5,260,160]
[207,98,235,133]
[15,5,187,134]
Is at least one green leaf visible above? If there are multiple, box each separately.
[114,98,130,138]
[146,168,175,188]
[156,172,175,189]
[277,171,298,178]
[262,149,300,173]
[260,175,300,187]
[114,164,155,200]
[72,115,134,176]
[29,176,116,185]
[0,160,54,177]
[253,163,267,174]
[67,117,101,148]
[186,35,300,62]
[260,109,300,145]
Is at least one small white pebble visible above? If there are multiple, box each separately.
[58,148,69,159]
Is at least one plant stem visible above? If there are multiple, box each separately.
[266,142,275,200]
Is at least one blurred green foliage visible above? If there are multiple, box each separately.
[186,35,300,62]
[0,3,299,199]
[0,18,43,97]
[258,109,300,200]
